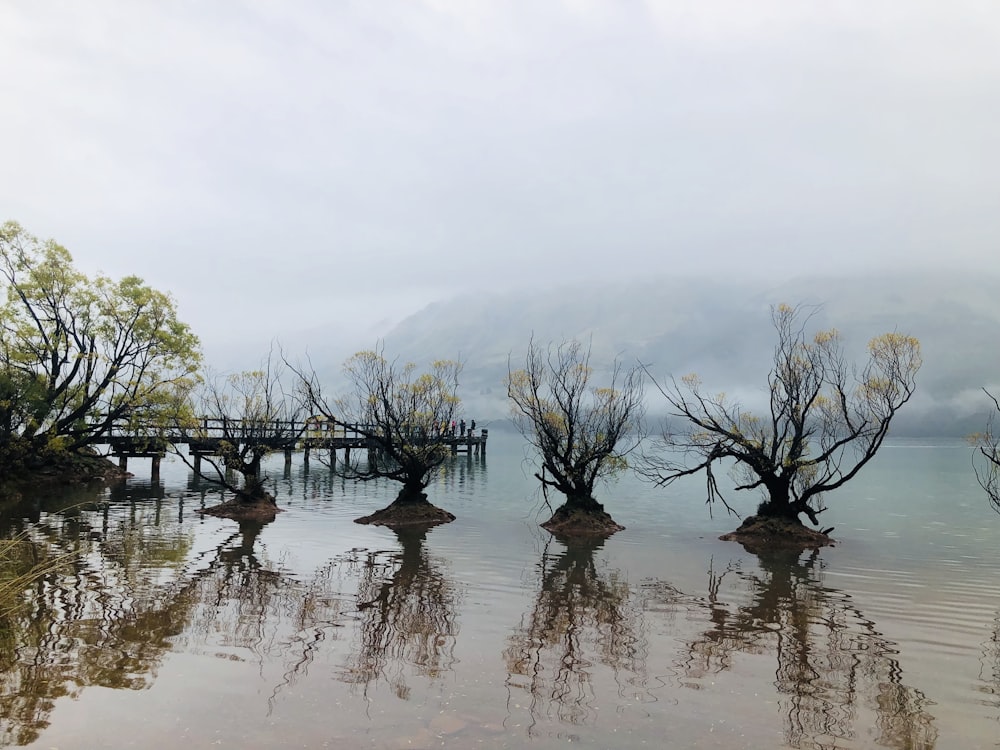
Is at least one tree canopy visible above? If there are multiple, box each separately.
[0,221,201,472]
[507,338,644,534]
[187,356,303,509]
[641,304,922,529]
[295,347,463,524]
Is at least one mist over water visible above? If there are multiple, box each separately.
[381,272,1000,439]
[1,433,998,749]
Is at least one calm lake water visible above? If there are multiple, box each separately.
[1,433,998,749]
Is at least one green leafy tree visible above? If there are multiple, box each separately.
[507,338,645,534]
[295,347,463,525]
[642,304,921,529]
[0,221,201,471]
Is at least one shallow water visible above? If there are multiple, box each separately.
[1,434,998,749]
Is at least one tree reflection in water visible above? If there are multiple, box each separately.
[182,520,352,711]
[337,527,460,701]
[504,536,648,732]
[0,485,350,746]
[660,546,938,750]
[0,482,194,745]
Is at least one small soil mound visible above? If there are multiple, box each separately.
[720,515,834,552]
[540,503,625,537]
[355,502,456,528]
[200,497,283,523]
[3,450,129,487]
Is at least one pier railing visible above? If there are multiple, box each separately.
[96,416,487,476]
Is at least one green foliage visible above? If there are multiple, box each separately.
[0,221,201,470]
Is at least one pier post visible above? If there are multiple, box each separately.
[118,455,128,470]
[151,456,161,480]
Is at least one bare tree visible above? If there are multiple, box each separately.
[295,347,462,526]
[641,304,921,535]
[972,388,1000,514]
[182,356,303,518]
[507,338,644,535]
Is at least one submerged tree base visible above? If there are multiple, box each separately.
[541,502,625,537]
[720,515,834,552]
[355,491,455,528]
[355,502,456,528]
[199,494,282,523]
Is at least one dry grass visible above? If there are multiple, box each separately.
[0,533,74,620]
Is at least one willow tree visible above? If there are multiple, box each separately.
[185,358,304,519]
[641,304,921,540]
[296,348,463,527]
[507,338,644,535]
[972,388,1000,515]
[0,221,200,476]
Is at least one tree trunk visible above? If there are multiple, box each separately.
[758,476,803,523]
[240,465,272,504]
[542,491,624,536]
[392,481,430,506]
[562,491,604,513]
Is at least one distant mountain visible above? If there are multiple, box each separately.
[382,271,1000,437]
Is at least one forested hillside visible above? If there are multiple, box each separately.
[382,272,1000,436]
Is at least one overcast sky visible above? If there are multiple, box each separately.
[2,1,999,366]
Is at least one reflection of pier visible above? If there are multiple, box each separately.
[102,417,487,477]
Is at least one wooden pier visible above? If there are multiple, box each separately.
[103,417,487,478]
